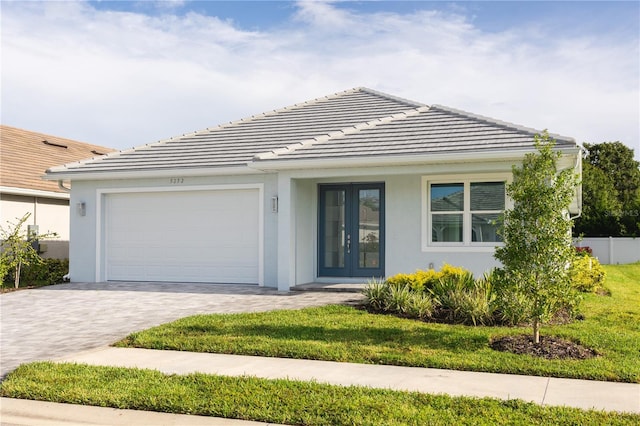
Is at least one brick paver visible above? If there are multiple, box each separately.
[0,282,362,378]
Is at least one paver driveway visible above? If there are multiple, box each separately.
[0,282,362,379]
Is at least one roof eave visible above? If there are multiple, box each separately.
[0,186,70,200]
[250,146,582,171]
[43,165,266,181]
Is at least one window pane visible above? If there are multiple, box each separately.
[358,189,380,268]
[472,213,502,242]
[323,190,345,268]
[470,182,505,211]
[431,184,464,211]
[432,214,463,242]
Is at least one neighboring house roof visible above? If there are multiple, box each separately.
[45,87,578,178]
[1,125,115,196]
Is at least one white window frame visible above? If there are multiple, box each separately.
[421,174,511,252]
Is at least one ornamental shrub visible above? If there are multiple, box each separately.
[364,261,584,327]
[385,264,472,293]
[385,273,418,290]
[430,271,495,325]
[362,279,389,312]
[439,264,471,282]
[386,285,414,315]
[364,264,492,325]
[405,292,434,320]
[410,269,440,291]
[570,255,607,293]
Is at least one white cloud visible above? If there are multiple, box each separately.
[150,0,187,12]
[1,1,638,154]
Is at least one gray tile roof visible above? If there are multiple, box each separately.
[46,87,577,177]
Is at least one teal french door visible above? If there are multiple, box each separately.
[319,183,385,277]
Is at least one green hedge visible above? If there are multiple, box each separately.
[2,258,68,288]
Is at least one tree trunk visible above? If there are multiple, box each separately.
[14,262,21,289]
[533,319,540,344]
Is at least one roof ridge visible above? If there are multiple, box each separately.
[211,87,365,131]
[430,104,576,143]
[253,105,430,161]
[357,87,427,108]
[205,88,419,137]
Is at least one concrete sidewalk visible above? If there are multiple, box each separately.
[0,397,282,426]
[54,347,639,414]
[2,346,638,425]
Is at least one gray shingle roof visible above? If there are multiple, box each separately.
[45,87,577,177]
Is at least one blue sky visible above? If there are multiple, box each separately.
[86,1,637,34]
[2,1,639,156]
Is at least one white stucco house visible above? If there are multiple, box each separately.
[44,88,582,290]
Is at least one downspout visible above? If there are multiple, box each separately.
[569,147,584,220]
[57,179,72,282]
[58,180,71,192]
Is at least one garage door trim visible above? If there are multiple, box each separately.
[95,184,264,285]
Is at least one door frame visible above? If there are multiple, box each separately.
[318,182,385,278]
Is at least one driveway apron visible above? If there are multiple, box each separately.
[0,282,362,379]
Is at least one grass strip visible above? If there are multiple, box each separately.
[115,264,640,383]
[2,362,638,426]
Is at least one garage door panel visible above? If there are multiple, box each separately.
[105,189,260,284]
[108,264,258,284]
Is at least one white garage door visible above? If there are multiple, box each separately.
[105,189,260,284]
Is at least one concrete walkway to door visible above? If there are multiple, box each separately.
[0,282,363,379]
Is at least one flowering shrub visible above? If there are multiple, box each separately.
[575,246,593,257]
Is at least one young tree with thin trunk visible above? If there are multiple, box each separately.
[1,213,57,288]
[495,132,579,343]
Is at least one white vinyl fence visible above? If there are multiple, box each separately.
[575,237,640,265]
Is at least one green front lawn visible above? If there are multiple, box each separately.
[1,362,637,425]
[115,263,640,382]
[2,263,638,424]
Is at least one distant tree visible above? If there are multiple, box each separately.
[573,163,623,237]
[584,142,640,206]
[495,132,579,344]
[580,142,640,236]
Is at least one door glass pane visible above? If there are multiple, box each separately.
[432,214,463,242]
[431,184,464,211]
[323,190,345,268]
[470,182,505,210]
[472,213,502,242]
[358,189,380,268]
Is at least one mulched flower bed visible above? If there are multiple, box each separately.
[490,335,598,360]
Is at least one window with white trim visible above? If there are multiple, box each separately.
[428,180,505,245]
